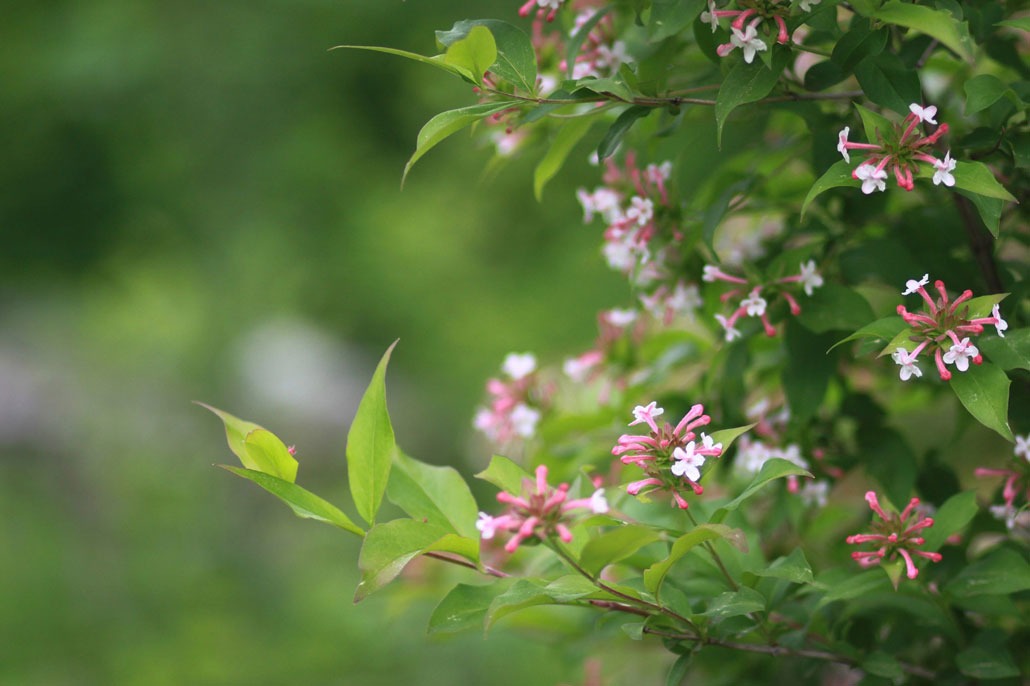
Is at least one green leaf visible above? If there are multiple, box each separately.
[995,17,1030,32]
[750,547,814,584]
[485,576,599,629]
[872,1,975,62]
[597,106,651,161]
[387,452,480,540]
[950,361,1013,441]
[854,102,894,146]
[649,0,707,41]
[862,651,904,680]
[956,633,1021,679]
[962,293,1007,319]
[574,76,634,102]
[862,428,917,509]
[428,582,505,635]
[436,20,537,93]
[830,316,908,353]
[715,53,784,147]
[566,7,613,79]
[219,466,364,536]
[198,403,299,482]
[795,284,875,334]
[945,548,1030,599]
[705,423,755,454]
[475,454,532,494]
[355,519,479,601]
[403,103,515,184]
[830,23,888,72]
[442,26,497,86]
[817,569,890,607]
[979,330,1030,372]
[643,523,736,594]
[330,44,473,82]
[666,654,692,686]
[534,116,594,200]
[579,525,663,575]
[346,341,399,525]
[703,587,766,619]
[959,190,1004,238]
[784,321,836,422]
[964,74,1018,115]
[920,491,977,551]
[854,53,922,115]
[951,160,1018,202]
[801,159,859,217]
[711,459,813,524]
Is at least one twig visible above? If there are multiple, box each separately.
[424,551,510,578]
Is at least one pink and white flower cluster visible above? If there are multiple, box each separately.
[703,260,823,341]
[562,9,631,80]
[474,353,548,443]
[837,103,955,194]
[976,434,1030,530]
[701,0,792,64]
[846,491,942,581]
[476,464,609,553]
[891,274,1007,382]
[518,0,566,22]
[613,401,724,509]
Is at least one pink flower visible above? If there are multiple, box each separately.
[630,401,665,432]
[846,491,942,581]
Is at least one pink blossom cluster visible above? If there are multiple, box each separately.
[891,274,1007,382]
[476,465,609,553]
[976,435,1030,530]
[837,104,955,193]
[846,491,942,581]
[702,260,823,341]
[700,0,795,64]
[519,0,566,22]
[613,401,724,509]
[474,353,548,443]
[562,9,630,80]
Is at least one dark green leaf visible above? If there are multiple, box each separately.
[964,74,1018,115]
[920,491,977,551]
[751,547,814,584]
[950,361,1013,441]
[862,651,903,679]
[854,53,922,115]
[715,53,785,146]
[830,24,888,72]
[346,341,399,525]
[220,465,363,536]
[649,0,707,41]
[979,330,1030,371]
[597,106,651,160]
[817,569,890,606]
[854,102,894,145]
[862,428,917,509]
[873,1,975,62]
[703,587,766,619]
[387,451,480,540]
[956,633,1021,679]
[945,548,1030,598]
[784,321,836,422]
[801,160,859,217]
[404,103,515,184]
[795,284,875,333]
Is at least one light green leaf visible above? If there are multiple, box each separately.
[750,547,814,584]
[830,316,908,353]
[801,159,859,217]
[960,293,1007,319]
[817,569,890,607]
[979,329,1030,372]
[220,466,363,536]
[996,17,1030,32]
[579,525,663,576]
[475,454,532,494]
[872,1,975,62]
[920,491,977,551]
[346,341,399,525]
[387,451,480,540]
[442,26,497,86]
[854,102,893,146]
[945,548,1030,598]
[428,582,507,635]
[485,576,600,629]
[436,20,537,92]
[711,459,813,524]
[703,586,766,619]
[715,53,785,147]
[403,103,515,184]
[705,423,755,454]
[355,519,479,601]
[574,76,634,102]
[643,523,736,594]
[198,403,298,482]
[534,116,594,200]
[330,44,472,82]
[952,160,1018,202]
[950,361,1013,441]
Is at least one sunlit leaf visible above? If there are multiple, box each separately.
[643,523,736,595]
[387,451,480,540]
[872,1,975,62]
[475,454,532,494]
[198,403,298,482]
[403,103,515,184]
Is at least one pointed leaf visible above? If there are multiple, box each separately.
[355,519,479,601]
[801,160,859,217]
[945,548,1030,598]
[429,582,507,635]
[920,491,977,551]
[711,459,813,523]
[387,452,480,540]
[979,329,1030,372]
[648,0,707,41]
[951,160,1017,202]
[873,1,975,62]
[580,525,663,575]
[703,587,766,619]
[950,361,1013,441]
[442,26,497,85]
[705,423,755,454]
[854,53,921,115]
[437,20,537,92]
[643,523,736,594]
[534,116,594,200]
[964,74,1018,115]
[830,316,908,352]
[597,106,651,161]
[330,44,472,81]
[220,466,363,536]
[346,341,399,525]
[198,403,299,482]
[404,103,515,184]
[475,454,532,494]
[751,547,814,584]
[715,54,784,147]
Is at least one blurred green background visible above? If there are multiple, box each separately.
[0,2,630,683]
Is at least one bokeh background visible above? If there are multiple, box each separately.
[0,2,636,683]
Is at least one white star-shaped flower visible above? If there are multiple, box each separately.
[502,352,537,380]
[892,347,922,381]
[854,163,887,194]
[932,151,956,187]
[741,289,767,317]
[837,126,851,163]
[943,338,979,372]
[798,260,824,296]
[902,274,929,295]
[992,304,1008,338]
[730,25,768,64]
[671,443,706,482]
[909,103,938,124]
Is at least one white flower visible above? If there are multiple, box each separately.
[902,273,929,295]
[892,347,922,381]
[702,265,721,282]
[799,0,821,11]
[1015,435,1029,462]
[700,0,720,32]
[730,24,768,64]
[510,403,541,438]
[699,432,722,453]
[644,161,673,183]
[715,314,741,342]
[606,308,638,327]
[603,239,636,271]
[667,282,703,315]
[943,337,979,372]
[799,480,830,507]
[741,289,767,317]
[909,103,938,124]
[625,196,654,226]
[502,352,537,380]
[854,163,887,194]
[476,512,499,539]
[798,260,824,296]
[630,401,664,427]
[671,443,706,481]
[932,151,956,187]
[837,126,850,163]
[993,304,1008,338]
[589,488,609,514]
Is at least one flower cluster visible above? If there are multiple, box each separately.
[891,274,1007,381]
[518,0,565,22]
[701,0,799,64]
[846,491,942,581]
[562,9,631,80]
[837,104,955,194]
[613,401,724,509]
[976,435,1030,530]
[703,261,823,341]
[476,465,609,553]
[474,353,548,443]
